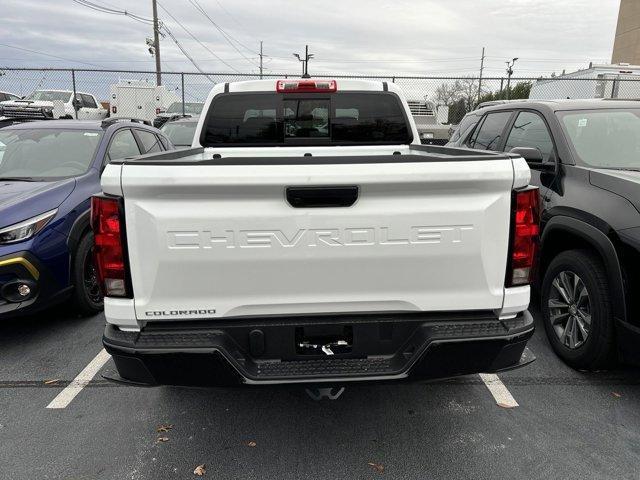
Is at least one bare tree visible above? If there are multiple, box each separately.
[459,77,480,110]
[432,80,464,106]
[433,76,490,112]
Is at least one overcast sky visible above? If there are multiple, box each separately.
[0,0,621,77]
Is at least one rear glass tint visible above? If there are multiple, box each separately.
[203,94,281,145]
[331,93,409,144]
[201,92,411,146]
[284,99,329,138]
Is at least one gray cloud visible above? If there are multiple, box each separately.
[0,0,620,77]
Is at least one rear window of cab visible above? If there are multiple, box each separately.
[200,92,412,147]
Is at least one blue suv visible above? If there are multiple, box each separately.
[0,118,173,317]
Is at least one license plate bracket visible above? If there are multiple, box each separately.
[295,325,353,356]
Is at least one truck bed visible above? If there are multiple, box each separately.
[102,145,529,323]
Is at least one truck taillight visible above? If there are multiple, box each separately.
[276,79,337,93]
[507,188,540,287]
[112,106,117,114]
[91,195,130,298]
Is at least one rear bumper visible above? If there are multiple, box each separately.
[103,310,535,386]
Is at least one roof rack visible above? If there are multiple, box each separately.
[101,117,151,127]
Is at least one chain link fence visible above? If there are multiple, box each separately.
[2,66,640,129]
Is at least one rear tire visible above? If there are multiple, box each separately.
[541,249,616,369]
[72,232,104,316]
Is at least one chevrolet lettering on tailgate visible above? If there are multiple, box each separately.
[166,225,475,249]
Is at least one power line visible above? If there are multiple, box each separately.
[0,42,104,68]
[484,56,603,63]
[264,56,481,63]
[157,1,241,73]
[0,56,257,63]
[71,0,222,77]
[72,0,153,24]
[213,0,258,42]
[191,0,258,54]
[187,0,259,66]
[161,24,213,79]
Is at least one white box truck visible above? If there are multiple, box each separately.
[109,80,179,122]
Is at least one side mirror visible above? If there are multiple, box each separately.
[509,147,555,171]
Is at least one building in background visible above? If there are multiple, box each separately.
[529,63,640,99]
[612,0,640,64]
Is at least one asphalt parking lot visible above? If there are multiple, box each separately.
[1,306,639,480]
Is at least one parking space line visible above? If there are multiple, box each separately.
[46,349,111,409]
[478,373,519,408]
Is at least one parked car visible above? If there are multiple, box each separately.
[0,118,173,318]
[0,91,20,102]
[447,109,483,145]
[1,92,25,128]
[0,90,107,120]
[447,99,640,368]
[153,102,204,128]
[97,78,539,387]
[159,116,198,148]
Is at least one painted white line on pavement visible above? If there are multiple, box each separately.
[478,373,519,408]
[46,349,111,409]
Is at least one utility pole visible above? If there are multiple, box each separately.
[293,45,314,78]
[152,0,162,86]
[505,57,518,100]
[259,40,263,79]
[476,47,485,107]
[304,45,314,78]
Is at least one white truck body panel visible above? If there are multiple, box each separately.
[103,154,529,324]
[101,79,531,329]
[109,81,180,121]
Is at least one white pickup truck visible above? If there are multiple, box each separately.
[94,78,539,387]
[0,90,107,120]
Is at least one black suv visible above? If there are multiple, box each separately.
[448,99,640,369]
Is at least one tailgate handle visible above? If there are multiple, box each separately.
[286,186,358,208]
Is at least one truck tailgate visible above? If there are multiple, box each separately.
[120,159,517,321]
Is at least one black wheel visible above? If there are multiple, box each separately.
[541,249,616,369]
[72,231,104,316]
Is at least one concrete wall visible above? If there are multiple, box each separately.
[612,0,640,64]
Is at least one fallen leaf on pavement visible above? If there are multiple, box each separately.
[156,437,169,443]
[193,464,206,476]
[612,392,622,398]
[368,462,385,473]
[157,424,174,433]
[44,379,60,385]
[245,441,257,447]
